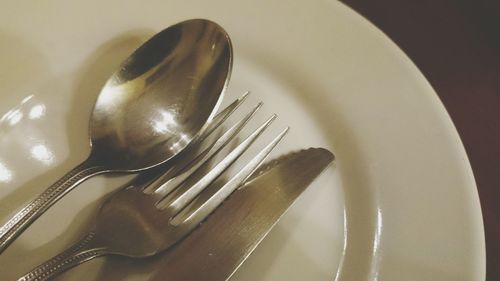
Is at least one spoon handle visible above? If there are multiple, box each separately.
[17,231,106,281]
[0,158,106,254]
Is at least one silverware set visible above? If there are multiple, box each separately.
[0,19,334,281]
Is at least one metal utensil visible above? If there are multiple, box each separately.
[148,147,334,281]
[0,19,232,254]
[18,103,288,281]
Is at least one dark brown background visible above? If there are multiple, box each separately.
[341,1,499,280]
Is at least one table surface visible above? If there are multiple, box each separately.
[341,1,499,280]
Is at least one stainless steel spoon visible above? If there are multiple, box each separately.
[0,19,232,254]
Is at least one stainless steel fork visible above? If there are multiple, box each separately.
[18,97,288,281]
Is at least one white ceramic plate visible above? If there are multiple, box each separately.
[0,0,485,280]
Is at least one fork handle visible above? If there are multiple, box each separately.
[18,232,105,281]
[0,157,106,254]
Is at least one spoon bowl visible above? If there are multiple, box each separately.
[91,19,232,170]
[0,19,232,253]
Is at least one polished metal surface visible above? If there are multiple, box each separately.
[148,148,334,281]
[18,103,288,281]
[0,19,232,255]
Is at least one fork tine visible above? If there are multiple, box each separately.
[148,102,263,196]
[202,91,250,139]
[143,92,250,194]
[170,127,289,226]
[157,114,277,212]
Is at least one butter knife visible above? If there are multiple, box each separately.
[148,147,334,281]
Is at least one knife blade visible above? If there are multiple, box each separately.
[148,147,334,281]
